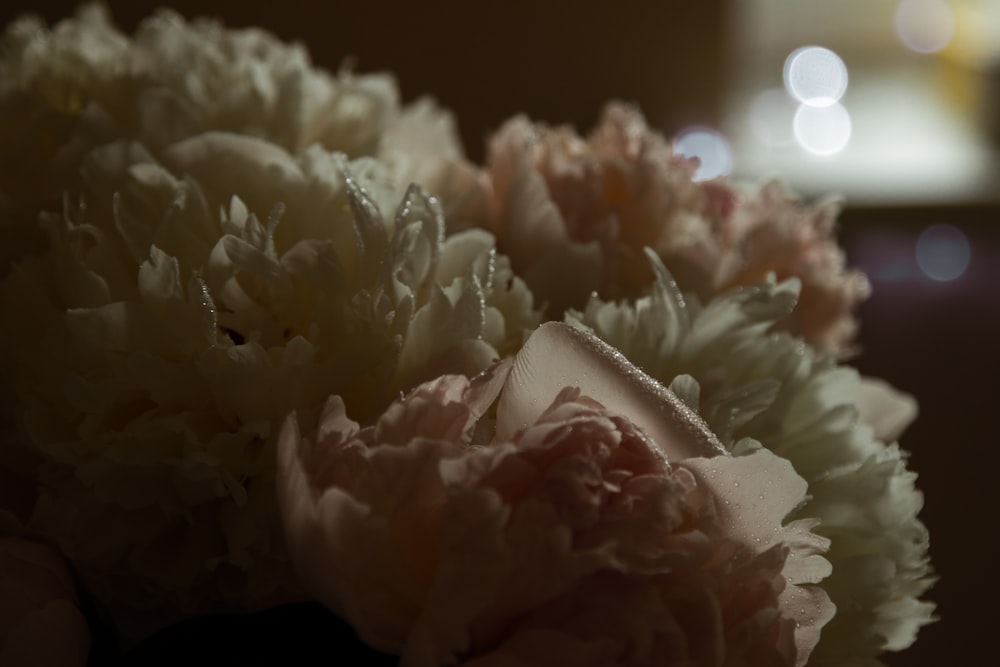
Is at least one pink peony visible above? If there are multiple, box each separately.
[439,103,868,355]
[278,323,834,666]
[712,182,871,357]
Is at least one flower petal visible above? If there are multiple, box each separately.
[856,377,918,443]
[497,322,725,461]
[683,451,834,666]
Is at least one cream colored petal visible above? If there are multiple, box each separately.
[497,322,724,460]
[856,376,918,443]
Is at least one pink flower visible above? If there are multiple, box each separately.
[441,103,867,355]
[710,183,871,357]
[278,323,833,666]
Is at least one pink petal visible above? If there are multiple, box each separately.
[496,322,724,461]
[683,450,835,666]
[490,120,572,261]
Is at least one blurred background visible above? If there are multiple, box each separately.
[2,1,997,665]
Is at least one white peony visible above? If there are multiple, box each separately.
[0,4,463,271]
[567,251,934,666]
[0,6,537,643]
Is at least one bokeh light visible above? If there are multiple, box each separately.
[793,102,852,155]
[895,0,956,53]
[782,46,848,107]
[674,127,732,180]
[916,224,971,281]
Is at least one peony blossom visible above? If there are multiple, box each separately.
[435,103,868,356]
[567,252,934,665]
[0,4,934,664]
[0,6,538,642]
[279,323,834,666]
[0,4,464,272]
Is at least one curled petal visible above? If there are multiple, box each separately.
[498,322,725,460]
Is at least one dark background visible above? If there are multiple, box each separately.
[2,2,996,665]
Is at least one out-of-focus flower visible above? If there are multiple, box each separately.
[0,537,90,667]
[0,7,538,640]
[437,103,868,356]
[712,183,871,357]
[279,322,834,667]
[567,252,933,665]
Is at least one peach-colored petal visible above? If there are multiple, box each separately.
[438,104,869,355]
[716,183,871,356]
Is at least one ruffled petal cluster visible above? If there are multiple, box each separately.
[0,5,934,665]
[0,8,538,639]
[567,254,933,665]
[436,103,868,355]
[0,4,463,270]
[280,323,833,667]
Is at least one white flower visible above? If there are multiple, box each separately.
[0,5,934,664]
[0,4,462,271]
[567,251,934,666]
[0,125,536,642]
[0,5,537,639]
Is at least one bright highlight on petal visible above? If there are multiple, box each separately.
[916,223,970,281]
[673,127,733,180]
[793,102,852,156]
[895,0,956,53]
[783,46,848,107]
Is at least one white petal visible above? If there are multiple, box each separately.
[856,376,918,443]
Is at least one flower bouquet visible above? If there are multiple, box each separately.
[0,5,934,666]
